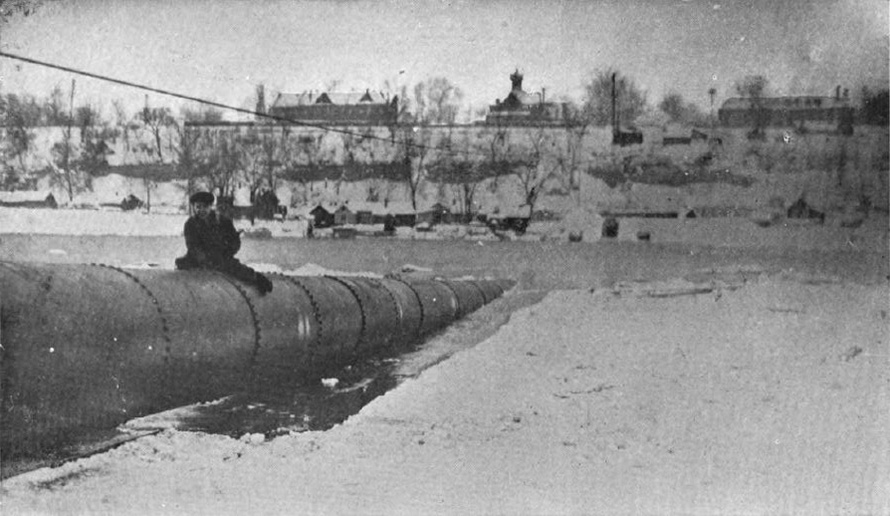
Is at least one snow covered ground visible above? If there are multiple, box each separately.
[1,207,888,515]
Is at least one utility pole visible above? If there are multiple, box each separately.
[63,79,76,201]
[708,87,717,127]
[612,73,618,137]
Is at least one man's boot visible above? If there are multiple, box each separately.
[256,273,273,295]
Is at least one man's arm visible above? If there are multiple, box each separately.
[220,216,241,258]
[184,219,211,266]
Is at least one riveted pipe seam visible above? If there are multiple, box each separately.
[325,275,368,354]
[94,263,174,355]
[385,275,426,338]
[274,273,323,358]
[439,280,486,319]
[212,270,263,363]
[367,277,404,352]
[465,280,490,307]
[401,279,459,335]
[347,276,405,353]
[376,278,423,345]
[0,262,513,457]
[282,276,363,361]
[436,280,464,318]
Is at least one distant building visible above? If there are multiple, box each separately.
[268,89,399,126]
[0,191,58,209]
[485,70,570,126]
[416,202,451,226]
[309,205,335,228]
[718,87,855,129]
[333,204,356,226]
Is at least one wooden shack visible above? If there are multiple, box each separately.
[0,191,58,209]
[309,205,335,228]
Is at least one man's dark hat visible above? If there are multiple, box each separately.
[189,192,214,205]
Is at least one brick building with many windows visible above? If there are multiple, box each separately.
[268,89,399,125]
[718,87,855,129]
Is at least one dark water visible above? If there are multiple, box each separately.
[141,354,403,438]
[0,354,400,479]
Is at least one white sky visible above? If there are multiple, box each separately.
[1,0,887,120]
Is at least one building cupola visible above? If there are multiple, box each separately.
[510,69,523,91]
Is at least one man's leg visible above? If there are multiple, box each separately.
[218,259,273,294]
[175,255,199,270]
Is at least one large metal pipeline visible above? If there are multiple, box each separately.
[0,261,514,455]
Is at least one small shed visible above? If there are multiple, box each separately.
[309,205,335,228]
[0,191,58,209]
[374,201,417,227]
[334,205,356,226]
[356,210,374,225]
[417,202,451,226]
[393,213,417,227]
[786,198,825,223]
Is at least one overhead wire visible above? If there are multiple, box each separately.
[0,50,608,171]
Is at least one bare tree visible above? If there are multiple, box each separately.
[477,120,512,190]
[659,91,707,125]
[1,93,37,188]
[432,129,483,221]
[708,87,717,123]
[582,67,648,127]
[0,0,41,26]
[239,127,283,211]
[134,106,175,212]
[195,131,240,201]
[181,105,224,124]
[240,138,266,204]
[140,106,174,162]
[413,77,464,124]
[338,133,356,197]
[45,86,69,126]
[74,103,101,136]
[553,104,590,205]
[511,127,559,217]
[394,125,432,210]
[382,81,412,124]
[169,119,202,197]
[659,92,686,123]
[170,107,226,199]
[48,79,88,203]
[76,108,115,178]
[735,75,770,138]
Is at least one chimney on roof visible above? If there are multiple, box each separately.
[541,87,546,104]
[836,85,841,100]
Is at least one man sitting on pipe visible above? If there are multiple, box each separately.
[175,191,273,295]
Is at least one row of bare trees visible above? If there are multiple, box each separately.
[1,80,124,200]
[169,118,594,221]
[2,69,781,215]
[1,79,598,218]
